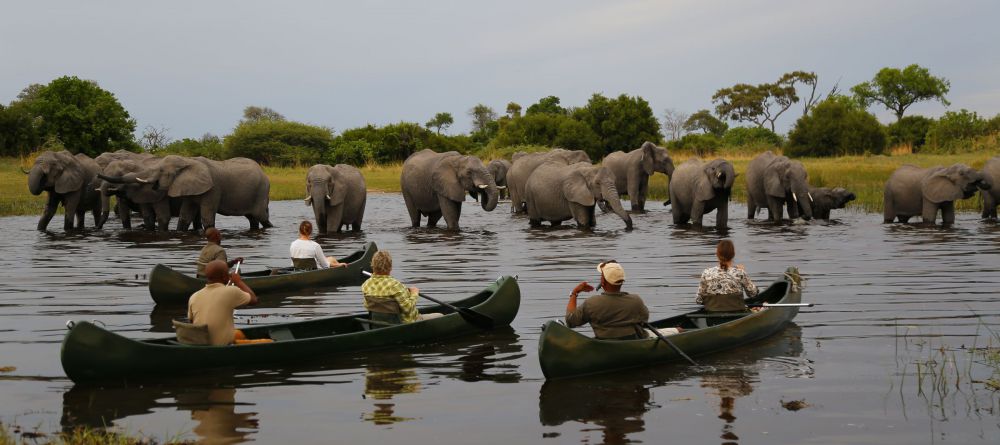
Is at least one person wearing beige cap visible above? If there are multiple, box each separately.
[565,260,651,340]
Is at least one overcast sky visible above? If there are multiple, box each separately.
[2,0,998,139]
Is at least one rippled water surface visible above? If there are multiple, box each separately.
[2,194,1000,444]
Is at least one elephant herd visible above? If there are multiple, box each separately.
[25,147,1000,233]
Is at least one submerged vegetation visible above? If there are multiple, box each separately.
[0,422,191,445]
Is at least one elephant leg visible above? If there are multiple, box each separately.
[63,195,79,231]
[247,216,260,230]
[983,193,997,220]
[746,195,756,220]
[921,199,939,225]
[691,200,706,226]
[940,201,956,225]
[38,195,59,231]
[715,200,729,229]
[766,197,784,223]
[786,199,800,220]
[177,201,197,231]
[118,200,132,230]
[327,205,344,234]
[426,211,442,228]
[898,215,911,223]
[569,203,591,229]
[671,204,685,224]
[627,178,641,213]
[883,189,896,223]
[439,197,462,231]
[199,201,216,229]
[402,192,422,227]
[151,201,171,231]
[636,176,648,212]
[529,218,542,228]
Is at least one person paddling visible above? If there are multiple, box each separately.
[696,240,759,312]
[361,250,442,323]
[188,260,267,345]
[196,227,243,277]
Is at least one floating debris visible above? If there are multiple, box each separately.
[781,399,809,411]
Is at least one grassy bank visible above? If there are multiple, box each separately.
[1,153,993,217]
[0,422,191,445]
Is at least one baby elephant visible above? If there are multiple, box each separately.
[883,164,990,224]
[807,186,856,220]
[524,161,633,230]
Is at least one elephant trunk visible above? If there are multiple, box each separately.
[479,181,499,212]
[309,182,328,234]
[793,184,812,220]
[27,166,45,196]
[602,180,633,229]
[97,173,133,184]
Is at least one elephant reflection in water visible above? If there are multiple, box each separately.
[363,364,422,425]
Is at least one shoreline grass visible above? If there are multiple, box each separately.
[1,152,993,217]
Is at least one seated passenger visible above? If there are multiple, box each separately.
[565,261,656,340]
[195,227,243,277]
[187,260,265,345]
[361,250,441,323]
[290,220,345,270]
[696,240,759,312]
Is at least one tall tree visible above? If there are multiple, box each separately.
[574,93,663,155]
[712,81,798,132]
[662,108,689,140]
[526,96,567,115]
[468,104,498,133]
[683,109,728,137]
[139,125,172,151]
[242,105,285,123]
[850,64,950,121]
[25,76,137,156]
[505,102,522,119]
[778,71,824,117]
[425,112,454,134]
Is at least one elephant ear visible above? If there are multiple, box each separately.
[695,166,716,202]
[923,171,962,203]
[168,160,212,197]
[329,168,347,206]
[640,142,655,176]
[53,152,84,194]
[764,160,786,197]
[431,157,466,202]
[563,170,596,206]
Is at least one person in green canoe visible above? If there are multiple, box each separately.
[566,261,680,340]
[361,250,441,324]
[695,240,759,312]
[195,228,243,277]
[188,260,268,345]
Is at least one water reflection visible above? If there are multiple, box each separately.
[362,363,421,425]
[538,324,805,445]
[62,385,259,444]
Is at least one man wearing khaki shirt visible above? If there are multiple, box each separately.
[565,261,650,340]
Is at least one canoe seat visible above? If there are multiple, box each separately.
[268,327,295,341]
[291,258,318,271]
[354,318,397,331]
[172,319,211,345]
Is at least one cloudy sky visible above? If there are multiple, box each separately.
[2,0,998,139]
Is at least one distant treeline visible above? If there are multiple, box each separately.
[2,65,999,165]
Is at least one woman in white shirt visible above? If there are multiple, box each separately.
[290,221,345,270]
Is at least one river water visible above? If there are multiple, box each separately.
[1,194,999,444]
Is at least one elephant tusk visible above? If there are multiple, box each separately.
[326,194,332,201]
[792,192,798,202]
[303,197,311,202]
[477,184,488,189]
[136,177,149,184]
[807,192,813,202]
[496,185,507,189]
[716,171,722,178]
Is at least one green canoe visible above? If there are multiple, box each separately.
[62,275,521,384]
[148,241,378,305]
[538,267,803,380]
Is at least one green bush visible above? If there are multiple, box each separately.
[334,122,472,165]
[722,126,783,147]
[924,109,990,152]
[325,139,374,165]
[489,113,602,159]
[573,93,663,155]
[668,133,722,156]
[786,96,886,157]
[224,120,333,166]
[159,135,227,159]
[886,115,932,148]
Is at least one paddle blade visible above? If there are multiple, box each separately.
[456,307,494,330]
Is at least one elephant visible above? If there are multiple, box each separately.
[94,149,157,227]
[667,158,735,229]
[305,164,367,234]
[745,151,813,222]
[807,186,856,220]
[524,161,633,230]
[981,156,1000,220]
[883,163,990,225]
[98,158,194,231]
[487,159,511,200]
[602,141,675,212]
[99,155,272,230]
[506,148,591,213]
[400,149,499,230]
[25,150,103,231]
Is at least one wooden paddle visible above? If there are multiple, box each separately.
[641,321,698,366]
[362,271,494,329]
[747,303,813,308]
